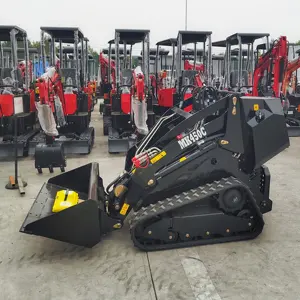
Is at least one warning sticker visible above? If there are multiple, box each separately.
[150,151,166,164]
[120,203,130,215]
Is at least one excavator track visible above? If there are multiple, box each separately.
[129,177,264,251]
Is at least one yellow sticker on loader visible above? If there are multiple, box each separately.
[120,203,130,215]
[150,151,166,164]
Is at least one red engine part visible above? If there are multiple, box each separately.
[121,93,131,114]
[0,94,14,117]
[64,94,77,115]
[158,88,175,107]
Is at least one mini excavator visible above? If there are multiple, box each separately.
[29,27,95,168]
[152,31,213,116]
[99,41,130,136]
[0,25,38,157]
[20,89,289,251]
[104,29,155,153]
[98,43,127,115]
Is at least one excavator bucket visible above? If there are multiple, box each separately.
[20,163,116,247]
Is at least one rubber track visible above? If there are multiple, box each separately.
[129,176,264,251]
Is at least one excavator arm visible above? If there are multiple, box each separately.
[36,68,66,113]
[282,56,300,95]
[99,52,116,88]
[252,36,288,97]
[184,60,205,72]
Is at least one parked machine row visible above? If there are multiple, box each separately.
[99,30,300,144]
[2,26,300,164]
[0,25,97,172]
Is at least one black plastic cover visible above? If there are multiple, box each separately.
[2,47,38,54]
[178,31,212,44]
[102,47,130,55]
[40,26,84,42]
[212,40,226,47]
[115,29,150,44]
[156,38,177,46]
[226,33,269,45]
[0,25,27,41]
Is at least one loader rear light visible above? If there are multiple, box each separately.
[177,134,183,140]
[114,185,128,198]
[120,203,130,215]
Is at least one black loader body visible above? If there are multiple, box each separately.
[20,92,289,250]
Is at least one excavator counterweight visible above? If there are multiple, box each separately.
[20,91,290,251]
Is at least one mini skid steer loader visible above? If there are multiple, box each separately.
[20,90,289,251]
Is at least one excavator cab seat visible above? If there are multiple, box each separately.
[1,67,23,88]
[60,68,83,115]
[182,70,198,86]
[230,70,249,89]
[121,69,133,86]
[60,68,77,88]
[119,69,133,115]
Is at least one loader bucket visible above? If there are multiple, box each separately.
[20,163,116,247]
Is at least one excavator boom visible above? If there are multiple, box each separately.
[282,56,300,95]
[99,52,116,88]
[252,36,288,97]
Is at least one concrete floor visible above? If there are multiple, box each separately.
[0,103,300,300]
